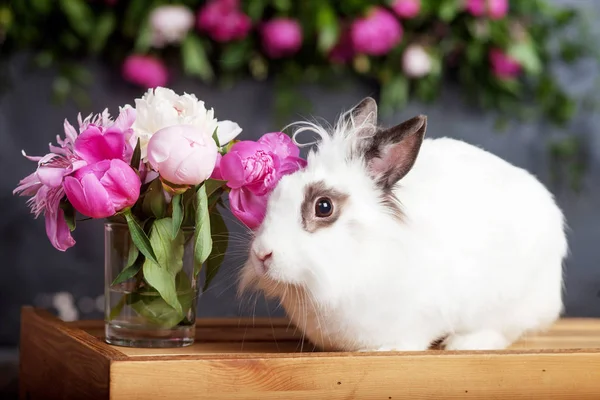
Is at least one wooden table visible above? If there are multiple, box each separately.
[19,306,600,399]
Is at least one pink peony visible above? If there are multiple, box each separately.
[489,48,521,79]
[260,18,303,58]
[196,0,251,42]
[147,124,219,186]
[351,7,403,56]
[218,132,306,229]
[13,107,136,251]
[64,159,141,219]
[465,0,508,20]
[391,0,421,19]
[122,55,168,88]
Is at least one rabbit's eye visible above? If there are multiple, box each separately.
[315,197,333,218]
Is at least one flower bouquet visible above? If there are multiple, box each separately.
[13,87,306,347]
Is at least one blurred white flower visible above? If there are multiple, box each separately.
[402,44,433,78]
[216,120,243,146]
[149,5,195,48]
[132,87,218,160]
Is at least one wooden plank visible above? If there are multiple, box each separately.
[110,351,600,400]
[19,307,127,400]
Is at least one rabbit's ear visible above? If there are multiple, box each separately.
[365,115,427,190]
[345,97,378,139]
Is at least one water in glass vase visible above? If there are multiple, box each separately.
[104,222,198,348]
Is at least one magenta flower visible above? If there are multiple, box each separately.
[64,159,142,219]
[196,0,251,42]
[260,18,303,58]
[122,55,169,88]
[391,0,421,19]
[489,48,521,79]
[465,0,508,20]
[13,108,137,251]
[351,7,403,56]
[218,132,306,229]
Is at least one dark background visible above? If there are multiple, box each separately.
[1,0,600,396]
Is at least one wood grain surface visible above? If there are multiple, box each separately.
[19,307,600,400]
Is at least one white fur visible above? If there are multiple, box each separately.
[239,117,567,352]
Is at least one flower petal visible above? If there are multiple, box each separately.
[258,132,300,158]
[219,151,246,189]
[228,187,267,230]
[216,120,242,145]
[100,159,142,211]
[75,126,126,163]
[36,166,67,188]
[45,207,76,252]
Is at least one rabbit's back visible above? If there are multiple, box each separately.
[395,137,566,340]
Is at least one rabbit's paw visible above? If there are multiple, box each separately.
[443,330,510,351]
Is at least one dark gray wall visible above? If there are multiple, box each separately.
[2,0,600,349]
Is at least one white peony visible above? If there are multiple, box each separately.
[132,87,219,160]
[149,5,195,48]
[402,44,433,78]
[216,120,243,146]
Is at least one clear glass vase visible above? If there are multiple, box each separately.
[104,222,198,348]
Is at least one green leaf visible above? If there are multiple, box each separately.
[124,209,160,266]
[220,40,252,71]
[89,12,116,54]
[245,0,267,21]
[129,271,193,328]
[380,75,409,114]
[59,0,94,37]
[59,199,76,231]
[507,39,542,75]
[130,139,141,170]
[142,178,166,219]
[143,218,185,314]
[316,5,340,54]
[134,21,152,53]
[438,0,459,22]
[272,0,292,12]
[194,185,212,276]
[181,35,214,82]
[204,179,227,198]
[203,207,228,292]
[111,255,142,286]
[212,127,220,147]
[126,242,140,268]
[171,194,184,239]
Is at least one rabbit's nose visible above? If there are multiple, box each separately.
[253,250,273,276]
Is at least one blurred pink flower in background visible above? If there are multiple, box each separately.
[489,48,521,79]
[465,0,508,20]
[402,44,433,78]
[149,5,195,48]
[217,132,306,229]
[147,125,219,186]
[329,27,354,64]
[122,55,168,88]
[197,0,251,42]
[260,18,303,58]
[351,7,403,56]
[391,0,421,19]
[64,159,141,219]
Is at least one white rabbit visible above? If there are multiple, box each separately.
[239,97,567,352]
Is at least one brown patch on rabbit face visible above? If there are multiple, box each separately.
[301,181,349,233]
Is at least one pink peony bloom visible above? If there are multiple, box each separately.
[147,125,219,186]
[351,7,403,56]
[64,159,141,219]
[465,0,508,20]
[13,107,137,251]
[196,0,251,42]
[122,55,168,88]
[260,18,303,58]
[218,132,306,229]
[391,0,421,19]
[489,48,521,79]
